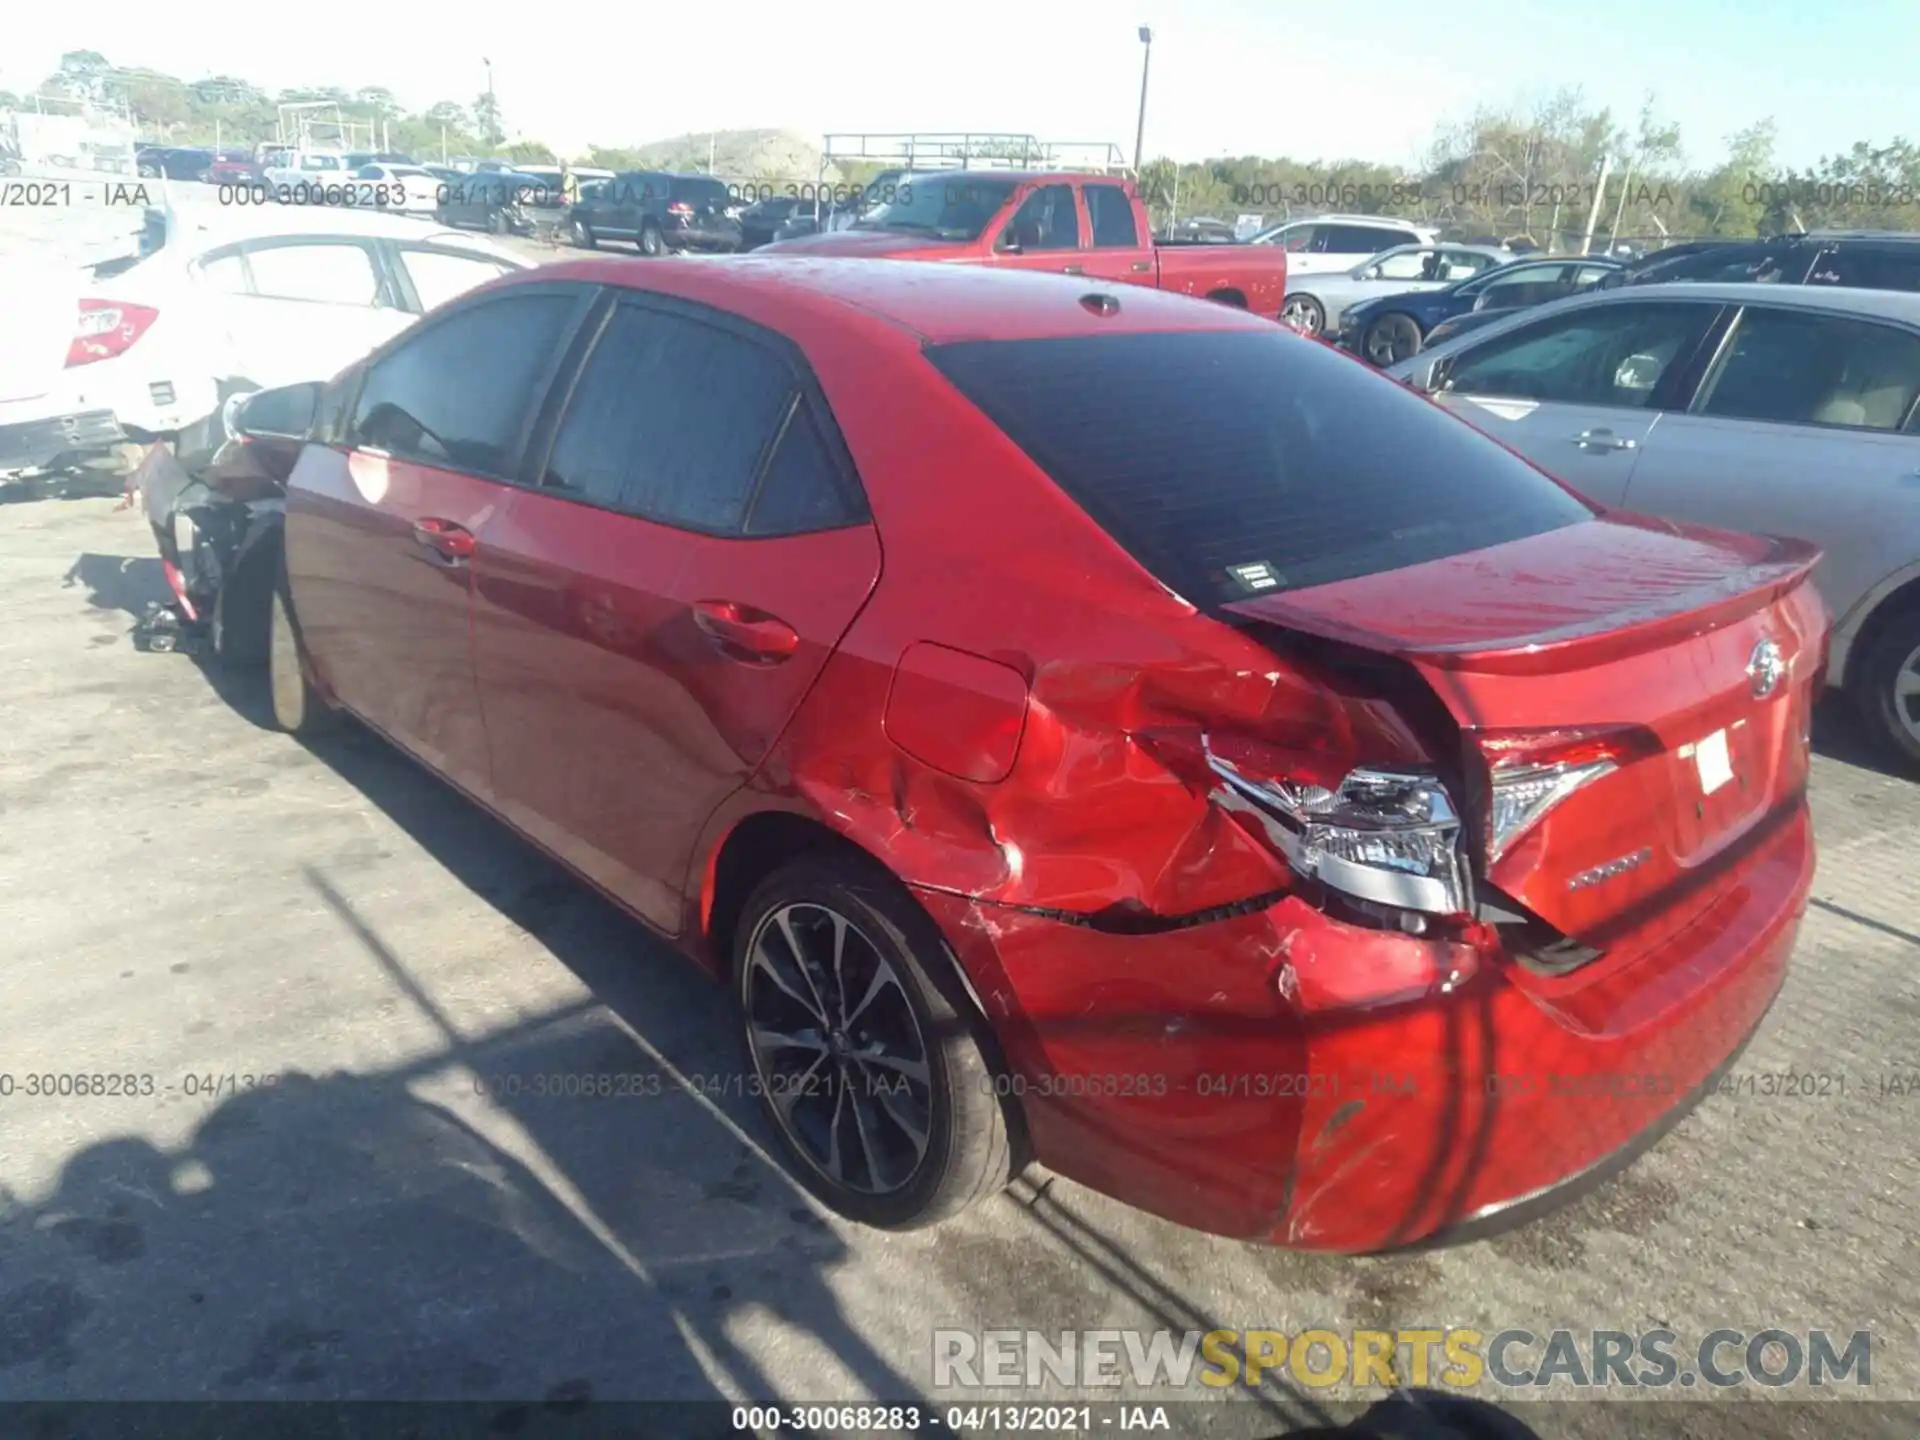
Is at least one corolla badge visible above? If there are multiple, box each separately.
[1747,637,1786,698]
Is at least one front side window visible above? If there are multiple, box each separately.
[243,242,383,306]
[1443,302,1718,408]
[348,291,579,475]
[1001,184,1079,251]
[1812,246,1920,293]
[1372,248,1439,280]
[540,305,797,532]
[1695,306,1920,430]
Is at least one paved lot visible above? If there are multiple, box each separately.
[1,494,1917,1438]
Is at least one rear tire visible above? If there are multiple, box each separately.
[1855,607,1920,768]
[733,854,1016,1230]
[638,221,665,257]
[269,558,338,737]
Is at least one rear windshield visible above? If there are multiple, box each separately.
[925,329,1593,607]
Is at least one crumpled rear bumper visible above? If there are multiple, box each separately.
[914,802,1810,1251]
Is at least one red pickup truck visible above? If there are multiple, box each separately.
[765,170,1289,319]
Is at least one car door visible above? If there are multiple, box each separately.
[285,283,594,797]
[988,183,1084,275]
[1427,298,1725,506]
[1618,301,1920,630]
[470,294,881,936]
[1077,180,1156,288]
[227,237,415,390]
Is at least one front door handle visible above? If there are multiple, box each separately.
[412,516,476,564]
[1062,263,1085,275]
[692,600,799,664]
[1571,428,1639,453]
[1130,260,1152,272]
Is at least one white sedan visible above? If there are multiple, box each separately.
[352,162,444,215]
[1279,242,1508,337]
[0,203,528,480]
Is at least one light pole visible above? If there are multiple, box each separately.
[482,57,494,147]
[1132,26,1153,173]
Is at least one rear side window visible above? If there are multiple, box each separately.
[1695,307,1920,431]
[1326,225,1407,254]
[348,291,578,475]
[1085,185,1139,248]
[926,330,1592,606]
[745,407,866,536]
[1813,246,1920,293]
[540,305,797,532]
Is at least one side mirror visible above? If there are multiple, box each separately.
[233,381,320,442]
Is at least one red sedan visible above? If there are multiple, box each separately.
[264,256,1824,1250]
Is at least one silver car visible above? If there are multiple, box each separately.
[1280,242,1507,337]
[1388,282,1920,766]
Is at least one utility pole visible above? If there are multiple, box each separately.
[1132,26,1153,173]
[482,57,494,149]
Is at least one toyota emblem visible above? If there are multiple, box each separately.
[1747,637,1786,698]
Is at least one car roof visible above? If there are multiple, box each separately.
[525,255,1279,345]
[1574,280,1920,323]
[157,201,494,245]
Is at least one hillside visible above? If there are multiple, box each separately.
[584,128,841,185]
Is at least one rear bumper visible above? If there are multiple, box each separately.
[0,409,125,475]
[917,801,1811,1251]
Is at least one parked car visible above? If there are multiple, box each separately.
[1277,242,1506,337]
[738,194,806,250]
[766,171,1291,318]
[1338,255,1625,365]
[1249,213,1439,277]
[260,149,349,194]
[205,148,260,185]
[351,162,442,215]
[1625,231,1920,294]
[136,147,215,182]
[242,257,1818,1247]
[1161,217,1238,244]
[0,203,529,482]
[1388,282,1920,764]
[343,150,417,171]
[434,170,547,235]
[565,172,743,255]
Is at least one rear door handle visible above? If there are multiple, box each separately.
[692,600,799,664]
[412,516,476,564]
[1062,263,1085,275]
[1130,261,1152,272]
[1571,428,1638,453]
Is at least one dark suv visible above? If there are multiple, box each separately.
[565,172,742,255]
[1626,232,1920,292]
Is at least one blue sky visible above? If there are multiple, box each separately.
[4,0,1910,171]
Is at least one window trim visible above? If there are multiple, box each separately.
[521,287,872,539]
[1684,302,1920,436]
[1441,297,1728,414]
[340,279,600,486]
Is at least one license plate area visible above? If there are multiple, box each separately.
[1673,718,1767,861]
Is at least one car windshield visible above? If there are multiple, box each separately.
[853,177,1016,241]
[926,328,1592,607]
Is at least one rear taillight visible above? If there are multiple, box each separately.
[667,201,694,216]
[1476,726,1652,863]
[1198,734,1472,928]
[66,300,159,368]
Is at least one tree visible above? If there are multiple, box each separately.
[1688,119,1781,236]
[502,139,555,164]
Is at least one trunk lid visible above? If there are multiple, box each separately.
[1223,513,1826,943]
